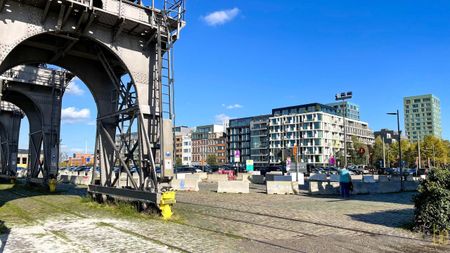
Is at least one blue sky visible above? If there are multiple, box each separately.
[18,0,450,152]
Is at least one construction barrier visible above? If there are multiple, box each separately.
[195,172,208,181]
[363,175,376,183]
[206,174,228,183]
[171,179,199,192]
[266,175,292,182]
[309,173,327,181]
[236,173,251,182]
[329,174,340,182]
[217,181,250,194]
[185,174,201,182]
[309,180,420,195]
[266,181,294,195]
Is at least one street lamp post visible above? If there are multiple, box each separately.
[387,110,403,192]
[335,91,353,168]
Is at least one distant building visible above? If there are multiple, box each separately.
[374,129,405,145]
[173,126,192,166]
[68,153,95,167]
[227,115,271,169]
[404,94,442,141]
[269,103,374,167]
[191,125,226,166]
[327,101,360,121]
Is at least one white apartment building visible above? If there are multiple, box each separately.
[269,103,374,167]
[181,135,192,166]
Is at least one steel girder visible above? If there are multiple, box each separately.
[0,102,24,177]
[0,0,185,206]
[0,65,69,182]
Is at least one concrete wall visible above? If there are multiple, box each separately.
[309,180,420,195]
[217,181,250,194]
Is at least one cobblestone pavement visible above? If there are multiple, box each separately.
[1,182,449,253]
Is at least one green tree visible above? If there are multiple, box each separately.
[175,157,182,167]
[388,139,413,167]
[416,136,449,168]
[206,154,217,166]
[371,136,385,167]
[350,136,369,165]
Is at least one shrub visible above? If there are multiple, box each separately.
[413,168,450,233]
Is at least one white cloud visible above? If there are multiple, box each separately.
[223,103,243,109]
[65,77,85,96]
[203,8,240,26]
[215,113,231,125]
[61,107,91,124]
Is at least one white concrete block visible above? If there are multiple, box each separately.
[217,181,250,194]
[363,175,376,183]
[378,175,390,182]
[206,174,228,183]
[195,172,208,180]
[175,173,187,180]
[309,174,327,181]
[171,179,199,192]
[330,174,340,182]
[266,181,294,195]
[185,174,201,182]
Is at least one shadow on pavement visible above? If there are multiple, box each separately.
[0,220,9,253]
[303,191,417,205]
[348,208,415,228]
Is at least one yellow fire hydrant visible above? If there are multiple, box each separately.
[159,191,176,220]
[48,178,57,193]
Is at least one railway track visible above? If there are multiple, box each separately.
[176,200,428,244]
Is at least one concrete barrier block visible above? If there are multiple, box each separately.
[378,175,390,182]
[217,181,250,194]
[195,172,208,180]
[363,175,376,183]
[206,174,229,183]
[237,173,251,183]
[266,175,292,182]
[309,181,340,195]
[185,174,201,182]
[250,171,261,175]
[404,181,420,191]
[309,174,327,181]
[266,181,294,195]
[171,179,199,192]
[329,174,340,182]
[175,173,187,180]
[250,175,265,184]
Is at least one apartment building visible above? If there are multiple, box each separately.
[327,101,360,121]
[227,115,270,169]
[173,126,192,166]
[269,103,374,167]
[404,94,442,141]
[191,125,226,166]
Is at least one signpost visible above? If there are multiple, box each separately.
[234,150,241,163]
[246,160,254,172]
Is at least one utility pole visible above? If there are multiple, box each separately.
[382,137,386,168]
[387,110,403,191]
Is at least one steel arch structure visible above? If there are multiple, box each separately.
[0,0,185,209]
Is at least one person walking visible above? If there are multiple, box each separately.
[338,168,352,198]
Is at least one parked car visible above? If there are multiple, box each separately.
[174,167,198,174]
[260,166,284,177]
